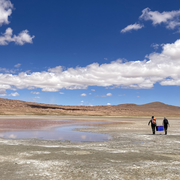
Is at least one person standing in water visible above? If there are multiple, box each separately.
[148,116,156,135]
[163,117,170,135]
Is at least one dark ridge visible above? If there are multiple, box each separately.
[28,104,83,111]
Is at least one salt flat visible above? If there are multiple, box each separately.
[0,116,180,180]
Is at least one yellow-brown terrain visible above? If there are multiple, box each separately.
[0,98,180,117]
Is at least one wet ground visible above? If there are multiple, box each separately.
[0,116,180,180]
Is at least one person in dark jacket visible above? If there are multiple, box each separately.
[163,117,170,135]
[148,116,156,134]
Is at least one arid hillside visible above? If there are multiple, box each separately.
[0,98,180,117]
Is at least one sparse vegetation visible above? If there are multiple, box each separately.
[0,98,180,117]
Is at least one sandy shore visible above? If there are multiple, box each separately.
[0,116,180,180]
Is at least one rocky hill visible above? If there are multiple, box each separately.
[0,98,180,117]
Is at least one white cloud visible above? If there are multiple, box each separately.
[0,89,6,93]
[106,93,112,96]
[0,67,15,73]
[0,0,34,45]
[81,93,87,97]
[104,58,108,60]
[0,92,19,97]
[121,23,144,33]
[107,103,111,105]
[91,89,95,91]
[1,39,180,90]
[14,63,21,68]
[33,96,40,101]
[59,92,64,94]
[0,0,13,26]
[48,66,63,74]
[9,92,19,96]
[0,93,6,96]
[0,28,34,45]
[0,84,13,93]
[151,43,159,50]
[0,67,8,72]
[97,93,112,97]
[140,8,180,27]
[122,8,180,33]
[31,91,40,95]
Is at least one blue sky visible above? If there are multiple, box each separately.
[1,0,180,106]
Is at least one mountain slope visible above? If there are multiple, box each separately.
[0,98,180,117]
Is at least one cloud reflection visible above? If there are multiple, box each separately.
[0,134,4,138]
[9,134,17,138]
[81,135,87,140]
[1,124,112,142]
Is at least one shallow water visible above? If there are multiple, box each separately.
[0,123,112,142]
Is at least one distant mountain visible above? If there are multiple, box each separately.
[0,98,180,117]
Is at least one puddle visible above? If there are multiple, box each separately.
[0,125,112,142]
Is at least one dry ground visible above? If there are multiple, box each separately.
[0,116,180,180]
[1,97,180,117]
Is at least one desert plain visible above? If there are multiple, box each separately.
[0,98,180,180]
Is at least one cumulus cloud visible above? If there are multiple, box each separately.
[0,28,34,45]
[14,63,21,68]
[31,91,40,95]
[140,8,180,28]
[81,93,87,97]
[0,89,6,93]
[0,91,19,96]
[121,23,144,33]
[106,93,112,97]
[0,93,6,96]
[122,8,180,33]
[107,103,111,105]
[1,39,180,90]
[0,0,34,45]
[0,0,13,26]
[9,92,19,96]
[0,84,13,93]
[0,67,15,73]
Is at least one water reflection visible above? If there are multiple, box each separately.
[0,125,112,142]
